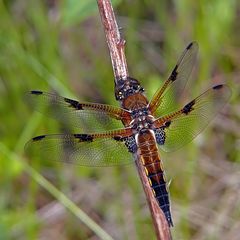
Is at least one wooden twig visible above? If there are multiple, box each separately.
[97,0,172,239]
[97,0,128,82]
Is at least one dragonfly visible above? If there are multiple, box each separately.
[25,42,231,227]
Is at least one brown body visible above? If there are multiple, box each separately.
[122,92,173,226]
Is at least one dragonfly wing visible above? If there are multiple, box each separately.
[149,42,199,116]
[25,128,137,166]
[153,84,231,152]
[26,91,131,132]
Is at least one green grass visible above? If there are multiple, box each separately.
[0,0,239,239]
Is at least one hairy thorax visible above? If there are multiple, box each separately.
[122,93,155,133]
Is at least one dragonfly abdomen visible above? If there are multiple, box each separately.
[147,168,173,227]
[137,130,173,227]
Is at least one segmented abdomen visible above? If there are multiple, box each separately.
[137,130,173,227]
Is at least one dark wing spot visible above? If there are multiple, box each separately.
[164,121,171,128]
[64,98,83,110]
[31,90,43,95]
[182,99,195,115]
[32,135,46,141]
[169,65,178,81]
[74,134,93,142]
[186,42,193,50]
[113,136,123,141]
[213,84,223,90]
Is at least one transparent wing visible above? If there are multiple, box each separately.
[149,42,199,117]
[25,128,136,166]
[26,91,131,132]
[153,84,231,152]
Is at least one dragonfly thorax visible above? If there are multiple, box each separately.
[130,108,155,132]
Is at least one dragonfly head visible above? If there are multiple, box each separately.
[115,77,144,101]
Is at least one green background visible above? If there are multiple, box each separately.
[0,0,239,239]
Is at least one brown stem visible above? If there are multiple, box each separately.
[97,0,172,239]
[97,0,129,82]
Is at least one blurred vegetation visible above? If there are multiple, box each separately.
[0,0,239,239]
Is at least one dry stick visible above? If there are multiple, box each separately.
[97,1,172,239]
[97,0,128,81]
